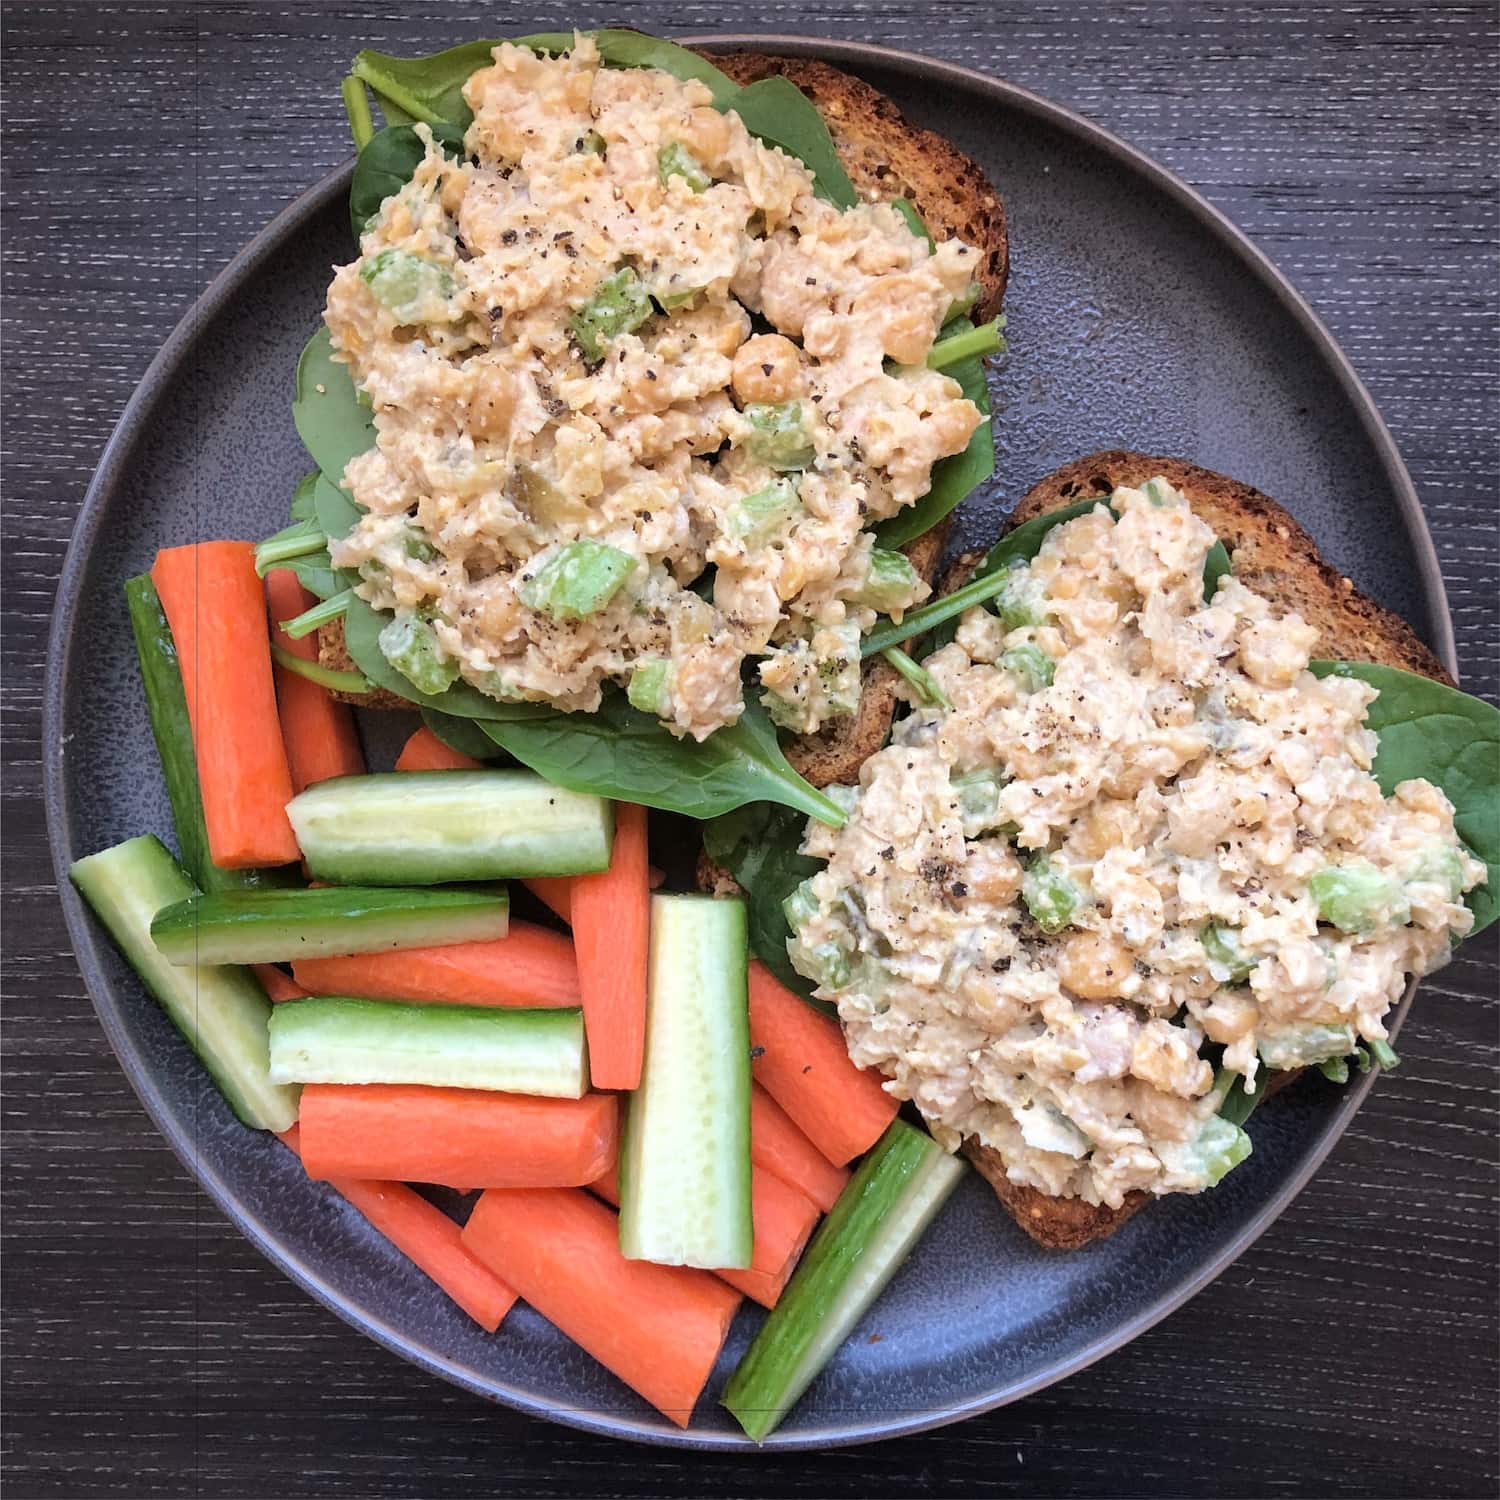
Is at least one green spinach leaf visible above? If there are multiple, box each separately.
[1204,539,1232,598]
[874,330,996,550]
[314,472,363,544]
[421,707,506,761]
[289,471,320,522]
[727,75,859,207]
[278,548,341,601]
[480,689,848,827]
[1310,661,1499,935]
[352,41,499,128]
[293,328,375,488]
[349,121,464,241]
[702,803,831,1009]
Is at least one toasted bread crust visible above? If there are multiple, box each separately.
[319,54,1007,724]
[712,52,1008,318]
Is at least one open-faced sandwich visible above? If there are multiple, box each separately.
[66,25,1497,1446]
[291,29,1008,799]
[709,452,1498,1248]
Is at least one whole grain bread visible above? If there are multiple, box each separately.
[316,52,1011,761]
[954,451,1451,1247]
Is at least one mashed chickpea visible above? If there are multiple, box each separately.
[322,35,984,738]
[791,481,1485,1207]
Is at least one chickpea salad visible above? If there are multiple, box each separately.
[783,481,1490,1207]
[322,34,990,741]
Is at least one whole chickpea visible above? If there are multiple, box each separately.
[731,333,806,403]
[1055,930,1137,1000]
[851,274,933,365]
[683,106,732,164]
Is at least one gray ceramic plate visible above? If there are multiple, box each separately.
[46,36,1456,1450]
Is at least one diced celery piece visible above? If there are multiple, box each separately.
[1409,840,1465,901]
[1022,858,1082,934]
[519,539,636,621]
[1141,476,1176,507]
[726,478,800,546]
[578,130,606,155]
[360,249,455,324]
[1000,643,1054,693]
[743,400,815,471]
[569,266,653,364]
[378,613,457,695]
[818,620,863,718]
[403,528,438,562]
[856,549,919,612]
[993,564,1049,630]
[1308,860,1405,933]
[782,877,819,933]
[1197,1115,1252,1185]
[952,771,1002,835]
[627,659,671,715]
[1257,1022,1357,1071]
[789,935,852,991]
[1201,922,1257,983]
[657,141,711,192]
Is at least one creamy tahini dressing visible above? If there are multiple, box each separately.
[323,36,983,737]
[793,483,1485,1207]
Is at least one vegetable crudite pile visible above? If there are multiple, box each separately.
[69,27,1498,1441]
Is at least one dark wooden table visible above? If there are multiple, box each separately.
[4,3,1496,1496]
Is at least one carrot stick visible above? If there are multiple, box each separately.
[461,1186,740,1426]
[279,1126,516,1331]
[395,726,482,772]
[751,1082,849,1213]
[297,1084,617,1190]
[253,963,309,1003]
[292,920,580,1008]
[151,543,300,867]
[569,802,650,1090]
[747,961,898,1165]
[523,869,662,926]
[716,1170,821,1309]
[524,877,573,923]
[590,1159,820,1310]
[265,569,365,793]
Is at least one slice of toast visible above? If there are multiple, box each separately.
[317,52,1010,762]
[955,451,1452,1246]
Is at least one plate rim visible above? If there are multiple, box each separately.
[42,32,1452,1451]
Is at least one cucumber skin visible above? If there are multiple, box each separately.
[125,576,293,894]
[70,835,299,1131]
[722,1119,965,1442]
[618,895,753,1270]
[149,885,510,966]
[287,770,614,884]
[268,997,588,1096]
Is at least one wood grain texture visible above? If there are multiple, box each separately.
[2,3,1495,1496]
